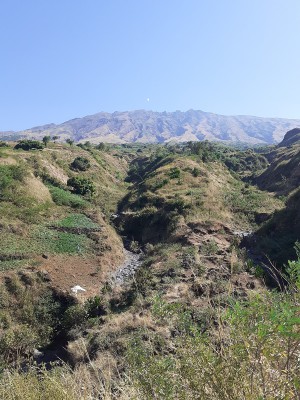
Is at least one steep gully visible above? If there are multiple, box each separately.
[32,222,276,366]
[33,231,143,368]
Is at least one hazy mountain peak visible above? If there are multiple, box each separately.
[2,109,300,144]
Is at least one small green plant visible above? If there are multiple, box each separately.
[129,240,140,253]
[85,296,104,317]
[201,240,218,255]
[285,241,300,288]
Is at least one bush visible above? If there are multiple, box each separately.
[67,177,95,196]
[70,156,91,172]
[62,304,88,331]
[14,140,44,151]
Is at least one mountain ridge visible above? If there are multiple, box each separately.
[2,109,300,144]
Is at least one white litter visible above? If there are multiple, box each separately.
[71,285,86,294]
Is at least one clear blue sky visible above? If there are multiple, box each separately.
[1,0,300,130]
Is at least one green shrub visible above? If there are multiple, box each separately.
[70,156,91,172]
[67,177,95,196]
[14,140,44,151]
[62,304,88,331]
[85,296,105,317]
[201,240,218,255]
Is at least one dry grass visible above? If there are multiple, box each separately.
[24,174,53,203]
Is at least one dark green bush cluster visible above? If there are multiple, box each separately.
[67,176,95,196]
[70,156,91,171]
[14,140,44,151]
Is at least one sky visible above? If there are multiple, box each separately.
[1,0,300,131]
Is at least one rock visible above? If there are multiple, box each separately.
[38,269,51,282]
[71,285,86,294]
[42,253,49,259]
[33,348,44,359]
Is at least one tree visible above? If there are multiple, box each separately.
[42,136,51,147]
[83,141,92,149]
[52,135,59,142]
[66,139,74,146]
[95,142,106,151]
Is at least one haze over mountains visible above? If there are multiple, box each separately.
[2,109,300,144]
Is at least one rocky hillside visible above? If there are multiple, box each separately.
[2,109,300,145]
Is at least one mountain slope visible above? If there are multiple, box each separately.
[254,129,300,195]
[278,127,300,147]
[2,109,300,144]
